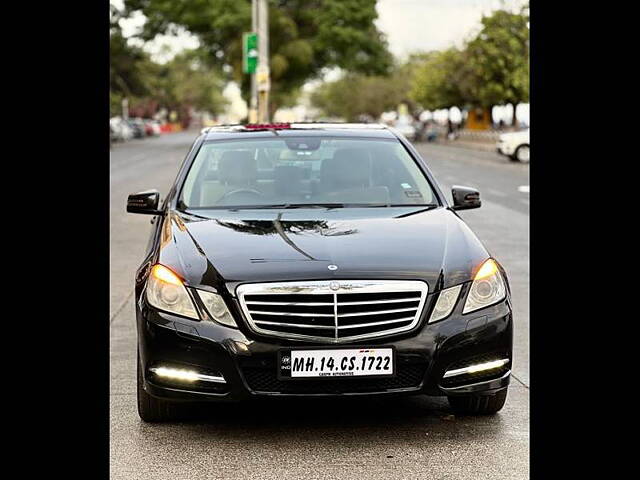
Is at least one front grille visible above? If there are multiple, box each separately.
[242,363,426,394]
[236,280,428,343]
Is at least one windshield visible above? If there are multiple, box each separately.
[179,137,438,209]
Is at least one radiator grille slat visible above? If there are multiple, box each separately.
[237,280,428,343]
[250,310,335,317]
[337,316,416,330]
[253,320,336,330]
[338,306,418,318]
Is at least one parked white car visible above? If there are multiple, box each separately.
[496,128,529,163]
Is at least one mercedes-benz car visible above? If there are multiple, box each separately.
[127,122,513,422]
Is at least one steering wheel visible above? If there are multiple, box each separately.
[219,188,264,203]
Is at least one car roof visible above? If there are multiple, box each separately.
[201,123,398,141]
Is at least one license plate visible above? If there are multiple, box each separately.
[278,348,395,379]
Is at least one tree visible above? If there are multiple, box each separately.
[409,48,469,113]
[310,73,406,122]
[393,53,433,120]
[408,5,529,125]
[122,0,393,115]
[152,50,228,125]
[465,5,529,124]
[111,4,227,125]
[110,9,158,116]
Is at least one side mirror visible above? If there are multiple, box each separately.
[127,189,163,215]
[451,185,481,210]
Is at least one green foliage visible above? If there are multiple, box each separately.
[122,0,392,112]
[312,5,529,123]
[311,72,406,122]
[409,5,529,114]
[110,21,158,116]
[110,12,227,121]
[154,50,228,116]
[409,49,469,111]
[465,7,529,108]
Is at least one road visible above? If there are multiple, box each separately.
[110,131,529,479]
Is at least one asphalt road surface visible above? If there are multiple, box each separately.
[110,131,529,479]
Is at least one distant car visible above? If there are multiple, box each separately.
[127,118,146,139]
[497,129,529,163]
[110,123,118,143]
[110,116,134,142]
[143,120,154,136]
[424,124,440,142]
[150,120,162,136]
[142,119,161,137]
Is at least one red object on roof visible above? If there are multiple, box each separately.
[245,123,291,130]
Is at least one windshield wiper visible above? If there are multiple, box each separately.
[248,203,347,209]
[394,205,440,218]
[359,203,439,208]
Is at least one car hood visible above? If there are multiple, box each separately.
[158,207,490,296]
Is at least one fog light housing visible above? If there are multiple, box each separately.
[443,358,509,378]
[149,365,226,384]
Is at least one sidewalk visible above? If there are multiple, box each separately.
[416,128,503,153]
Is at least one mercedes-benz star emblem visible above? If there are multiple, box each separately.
[330,281,340,291]
[328,264,338,271]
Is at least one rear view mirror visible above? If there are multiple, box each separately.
[127,189,163,215]
[451,186,481,210]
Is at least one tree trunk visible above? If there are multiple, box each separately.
[511,102,518,127]
[269,101,278,122]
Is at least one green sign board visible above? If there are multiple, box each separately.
[243,32,258,74]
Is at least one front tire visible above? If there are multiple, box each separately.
[447,388,508,415]
[137,353,181,422]
[514,144,530,163]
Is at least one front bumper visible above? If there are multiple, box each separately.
[496,141,514,156]
[137,293,512,402]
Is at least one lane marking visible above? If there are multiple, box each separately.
[518,185,530,193]
[110,291,134,324]
[511,372,529,389]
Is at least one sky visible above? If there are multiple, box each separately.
[111,0,529,123]
[376,0,527,58]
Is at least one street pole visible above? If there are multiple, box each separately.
[249,0,258,123]
[257,0,270,122]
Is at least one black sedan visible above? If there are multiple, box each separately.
[127,123,513,422]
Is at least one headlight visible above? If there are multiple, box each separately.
[146,264,199,319]
[429,285,462,323]
[196,290,237,328]
[463,259,506,314]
